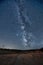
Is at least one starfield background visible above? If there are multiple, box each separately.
[0,0,43,65]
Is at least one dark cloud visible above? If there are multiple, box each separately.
[0,0,5,3]
[37,0,43,3]
[27,0,43,4]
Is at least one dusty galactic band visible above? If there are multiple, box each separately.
[15,0,32,48]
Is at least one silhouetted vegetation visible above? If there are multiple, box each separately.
[0,48,43,54]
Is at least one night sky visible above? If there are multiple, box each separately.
[0,0,43,50]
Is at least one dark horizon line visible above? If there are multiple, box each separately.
[0,47,43,51]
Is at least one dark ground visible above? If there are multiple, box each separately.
[0,48,43,65]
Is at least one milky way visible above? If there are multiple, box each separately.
[0,0,43,49]
[15,0,33,48]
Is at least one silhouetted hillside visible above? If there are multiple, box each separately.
[0,48,43,54]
